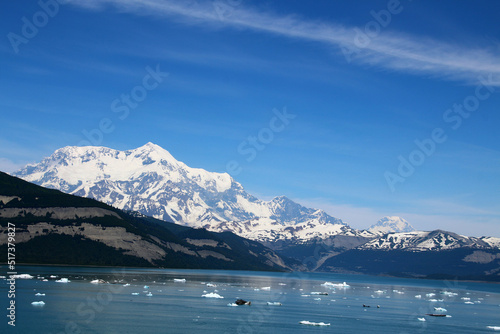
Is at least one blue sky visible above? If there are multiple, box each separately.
[1,0,500,236]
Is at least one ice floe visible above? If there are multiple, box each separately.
[227,303,238,307]
[206,283,216,287]
[311,292,328,295]
[174,278,186,283]
[202,292,224,299]
[35,293,45,296]
[90,279,107,284]
[464,301,474,305]
[55,278,70,283]
[146,292,153,297]
[267,302,282,306]
[299,321,330,326]
[31,301,45,306]
[418,318,426,322]
[415,295,422,299]
[487,326,500,331]
[261,287,271,291]
[131,293,140,296]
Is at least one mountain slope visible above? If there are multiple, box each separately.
[0,172,289,271]
[13,143,351,242]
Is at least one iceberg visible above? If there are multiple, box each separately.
[266,302,282,306]
[90,279,106,284]
[299,321,330,326]
[11,274,34,279]
[146,292,153,297]
[35,293,45,296]
[418,318,426,322]
[311,292,328,295]
[321,281,349,288]
[31,301,45,306]
[174,278,186,283]
[434,307,447,312]
[55,278,70,283]
[261,287,271,291]
[206,283,216,287]
[131,293,140,296]
[227,303,238,307]
[487,326,500,331]
[202,292,224,299]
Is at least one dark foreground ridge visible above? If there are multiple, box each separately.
[0,172,289,271]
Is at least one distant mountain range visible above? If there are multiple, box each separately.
[7,143,500,281]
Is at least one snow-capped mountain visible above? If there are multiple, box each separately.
[358,230,500,251]
[368,216,415,235]
[13,143,356,242]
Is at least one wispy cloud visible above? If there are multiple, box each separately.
[66,0,500,85]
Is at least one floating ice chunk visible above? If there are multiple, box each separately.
[314,298,321,301]
[434,307,447,312]
[90,279,106,284]
[123,283,131,287]
[267,302,282,306]
[174,279,186,283]
[261,287,271,291]
[426,293,436,297]
[299,321,330,326]
[301,295,310,297]
[35,293,45,296]
[55,278,70,283]
[278,283,286,286]
[418,318,426,322]
[206,283,216,287]
[441,291,458,296]
[31,301,45,306]
[11,274,34,279]
[50,275,57,278]
[146,292,153,297]
[487,326,500,330]
[415,295,422,299]
[144,285,149,289]
[374,290,385,294]
[202,292,224,299]
[227,303,238,307]
[322,281,349,288]
[464,301,474,305]
[254,289,260,291]
[311,292,328,295]
[131,293,140,296]
[461,297,471,301]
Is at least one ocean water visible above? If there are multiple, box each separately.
[1,266,500,333]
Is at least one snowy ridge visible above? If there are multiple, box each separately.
[358,230,500,251]
[13,143,352,243]
[368,216,415,235]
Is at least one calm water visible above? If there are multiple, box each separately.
[1,265,500,333]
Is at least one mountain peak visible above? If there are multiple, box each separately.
[368,216,415,234]
[13,143,350,243]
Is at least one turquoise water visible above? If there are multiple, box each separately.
[1,265,500,333]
